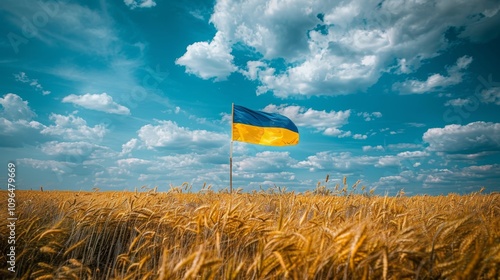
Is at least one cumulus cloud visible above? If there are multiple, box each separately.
[178,0,499,96]
[480,87,500,105]
[41,113,107,141]
[40,141,110,160]
[375,156,402,167]
[295,151,378,172]
[324,129,352,138]
[375,151,429,167]
[117,158,151,167]
[452,86,500,108]
[0,93,37,120]
[176,31,237,81]
[0,118,43,136]
[262,104,350,136]
[397,151,429,158]
[18,158,76,175]
[363,145,385,152]
[464,164,500,175]
[62,93,130,115]
[236,151,296,173]
[422,164,500,189]
[124,0,156,9]
[137,120,227,149]
[357,112,382,121]
[394,56,473,94]
[423,121,500,154]
[378,175,409,185]
[153,154,201,170]
[120,138,138,156]
[296,149,429,172]
[0,93,45,146]
[353,134,368,140]
[99,150,230,188]
[13,72,51,95]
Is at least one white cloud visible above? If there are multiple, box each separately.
[397,151,429,158]
[295,151,378,172]
[0,118,43,135]
[41,113,107,141]
[363,145,384,152]
[189,9,206,21]
[406,123,426,128]
[422,164,500,189]
[62,93,130,115]
[0,94,45,146]
[18,158,76,175]
[480,87,500,105]
[374,151,428,167]
[132,151,230,188]
[455,56,474,70]
[388,129,405,135]
[423,121,500,154]
[464,164,500,174]
[120,138,138,155]
[0,93,37,120]
[137,120,227,149]
[96,149,230,188]
[41,141,99,156]
[296,149,428,171]
[353,134,367,140]
[13,72,51,95]
[262,104,350,136]
[124,0,156,9]
[357,112,382,121]
[378,175,409,185]
[179,1,499,96]
[375,151,429,168]
[387,143,423,150]
[236,151,296,173]
[152,154,201,170]
[324,128,352,138]
[13,72,29,83]
[117,158,151,167]
[176,31,237,81]
[376,156,402,167]
[445,98,471,107]
[394,56,473,94]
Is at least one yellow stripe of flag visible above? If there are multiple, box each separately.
[232,105,299,146]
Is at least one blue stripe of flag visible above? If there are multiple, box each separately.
[233,105,299,133]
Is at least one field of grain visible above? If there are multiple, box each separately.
[1,187,499,279]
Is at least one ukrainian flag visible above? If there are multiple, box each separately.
[232,104,299,146]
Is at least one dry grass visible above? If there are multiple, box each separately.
[1,186,499,279]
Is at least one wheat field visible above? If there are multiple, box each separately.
[1,185,499,279]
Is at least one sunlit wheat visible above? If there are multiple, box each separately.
[0,186,498,279]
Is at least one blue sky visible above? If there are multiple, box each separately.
[1,0,499,195]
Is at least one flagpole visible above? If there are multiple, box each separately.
[230,103,234,193]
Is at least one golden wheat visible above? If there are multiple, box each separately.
[0,189,498,279]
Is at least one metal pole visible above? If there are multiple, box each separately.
[230,141,233,193]
[230,103,234,193]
